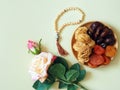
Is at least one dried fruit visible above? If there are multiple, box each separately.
[103,55,111,65]
[105,46,117,57]
[93,45,105,55]
[87,21,116,48]
[89,54,104,66]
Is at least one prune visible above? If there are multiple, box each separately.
[100,43,107,48]
[104,38,112,44]
[87,21,116,48]
[87,29,93,38]
[90,22,103,31]
[94,25,103,38]
[96,38,104,44]
[109,37,116,45]
[100,27,110,37]
[105,35,116,45]
[108,28,113,35]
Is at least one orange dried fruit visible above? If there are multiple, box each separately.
[89,54,104,66]
[105,46,116,57]
[93,45,105,55]
[103,55,111,65]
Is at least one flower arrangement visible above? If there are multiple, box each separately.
[27,40,88,90]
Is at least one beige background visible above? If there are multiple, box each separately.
[0,0,120,90]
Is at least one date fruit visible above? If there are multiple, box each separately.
[87,21,116,48]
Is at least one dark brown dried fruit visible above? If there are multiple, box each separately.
[87,29,93,37]
[105,35,116,45]
[104,38,112,44]
[100,27,110,37]
[94,26,103,38]
[88,21,116,48]
[90,22,103,31]
[100,43,107,48]
[96,38,104,44]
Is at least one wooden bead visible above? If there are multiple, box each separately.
[55,7,85,34]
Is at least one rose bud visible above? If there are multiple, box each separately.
[27,39,42,55]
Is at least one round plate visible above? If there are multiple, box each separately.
[71,21,118,67]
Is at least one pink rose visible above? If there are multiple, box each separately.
[27,40,41,55]
[29,52,56,83]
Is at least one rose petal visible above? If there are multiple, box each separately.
[29,52,55,83]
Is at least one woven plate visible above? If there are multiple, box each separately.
[71,21,118,67]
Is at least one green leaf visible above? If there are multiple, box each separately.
[67,84,78,90]
[29,48,40,55]
[48,63,66,80]
[47,74,55,83]
[59,81,68,89]
[53,56,69,70]
[65,69,79,82]
[76,70,86,83]
[70,63,81,71]
[70,63,86,83]
[38,39,42,52]
[33,80,39,89]
[33,79,54,90]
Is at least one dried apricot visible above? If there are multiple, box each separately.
[103,55,111,65]
[94,45,105,55]
[89,54,104,66]
[105,46,116,57]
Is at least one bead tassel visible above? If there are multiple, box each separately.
[55,7,85,56]
[56,40,69,56]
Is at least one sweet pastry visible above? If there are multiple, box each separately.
[73,26,95,64]
[71,21,118,68]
